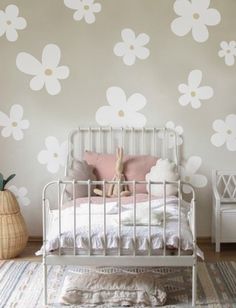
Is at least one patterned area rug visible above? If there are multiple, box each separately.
[0,260,236,307]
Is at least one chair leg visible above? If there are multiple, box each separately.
[192,262,197,307]
[215,213,221,252]
[43,262,48,306]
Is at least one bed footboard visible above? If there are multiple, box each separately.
[42,180,197,307]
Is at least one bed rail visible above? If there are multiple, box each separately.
[42,179,196,257]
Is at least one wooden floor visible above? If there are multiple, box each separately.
[16,240,236,262]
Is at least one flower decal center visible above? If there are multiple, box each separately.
[118,110,125,117]
[44,68,53,76]
[193,13,200,20]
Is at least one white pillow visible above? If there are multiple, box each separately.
[145,159,179,197]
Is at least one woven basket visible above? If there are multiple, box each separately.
[0,190,28,259]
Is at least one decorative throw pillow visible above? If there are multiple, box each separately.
[84,151,158,194]
[64,160,96,198]
[60,271,167,306]
[145,159,179,197]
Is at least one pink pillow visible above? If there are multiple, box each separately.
[84,151,158,193]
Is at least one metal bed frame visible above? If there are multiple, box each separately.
[42,127,197,306]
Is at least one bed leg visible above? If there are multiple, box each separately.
[192,261,197,307]
[43,260,48,306]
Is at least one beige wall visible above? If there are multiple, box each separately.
[0,0,235,236]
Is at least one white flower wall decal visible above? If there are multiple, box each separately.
[180,156,208,194]
[95,86,147,127]
[178,69,213,109]
[211,114,236,152]
[171,0,221,43]
[0,4,27,42]
[38,136,68,174]
[113,28,150,66]
[0,104,29,141]
[8,185,30,206]
[158,121,183,149]
[218,41,236,66]
[16,44,70,95]
[64,0,101,24]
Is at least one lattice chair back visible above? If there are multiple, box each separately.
[213,170,236,203]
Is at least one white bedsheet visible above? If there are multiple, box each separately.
[37,197,203,258]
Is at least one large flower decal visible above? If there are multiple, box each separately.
[218,41,236,66]
[114,28,150,66]
[0,104,29,141]
[180,156,208,194]
[0,4,27,42]
[158,121,183,149]
[178,70,213,109]
[64,0,101,24]
[171,0,221,43]
[38,136,68,174]
[211,114,236,152]
[96,86,147,127]
[8,185,30,206]
[16,44,70,95]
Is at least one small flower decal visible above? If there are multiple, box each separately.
[16,44,69,95]
[0,4,27,42]
[0,104,29,141]
[38,136,68,174]
[8,185,30,206]
[158,121,183,149]
[218,41,236,66]
[211,114,236,151]
[178,70,213,109]
[64,0,101,24]
[96,86,147,127]
[114,28,150,66]
[171,0,221,43]
[180,156,207,194]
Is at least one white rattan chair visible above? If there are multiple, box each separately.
[212,170,236,252]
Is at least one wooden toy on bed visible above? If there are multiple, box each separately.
[94,147,131,197]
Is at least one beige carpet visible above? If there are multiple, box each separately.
[0,260,236,307]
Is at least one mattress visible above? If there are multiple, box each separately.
[37,195,203,259]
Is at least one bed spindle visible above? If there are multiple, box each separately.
[103,181,107,256]
[178,180,181,256]
[88,179,92,255]
[118,180,121,256]
[133,181,136,256]
[58,180,62,256]
[148,181,151,256]
[73,180,76,256]
[109,126,113,153]
[163,181,167,256]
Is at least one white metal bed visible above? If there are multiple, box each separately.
[42,127,197,306]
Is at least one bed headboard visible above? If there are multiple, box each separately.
[66,127,181,175]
